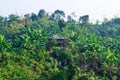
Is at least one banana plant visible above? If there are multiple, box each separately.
[0,34,12,52]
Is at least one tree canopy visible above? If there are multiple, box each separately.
[0,9,120,80]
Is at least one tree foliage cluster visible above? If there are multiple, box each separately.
[0,9,120,80]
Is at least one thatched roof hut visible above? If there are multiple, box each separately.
[47,34,66,50]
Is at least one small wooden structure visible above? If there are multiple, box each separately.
[47,34,66,51]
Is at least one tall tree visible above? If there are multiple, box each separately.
[49,10,65,20]
[24,13,31,27]
[8,14,19,22]
[38,9,46,19]
[79,15,89,27]
[67,15,75,23]
[30,13,38,21]
[58,19,66,31]
[0,16,4,22]
[0,16,4,26]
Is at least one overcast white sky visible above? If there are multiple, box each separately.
[0,0,120,22]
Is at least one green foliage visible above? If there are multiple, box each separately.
[0,10,120,79]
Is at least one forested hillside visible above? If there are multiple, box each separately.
[0,9,120,80]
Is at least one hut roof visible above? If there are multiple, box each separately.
[48,34,65,39]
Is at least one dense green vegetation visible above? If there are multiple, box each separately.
[0,9,120,80]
